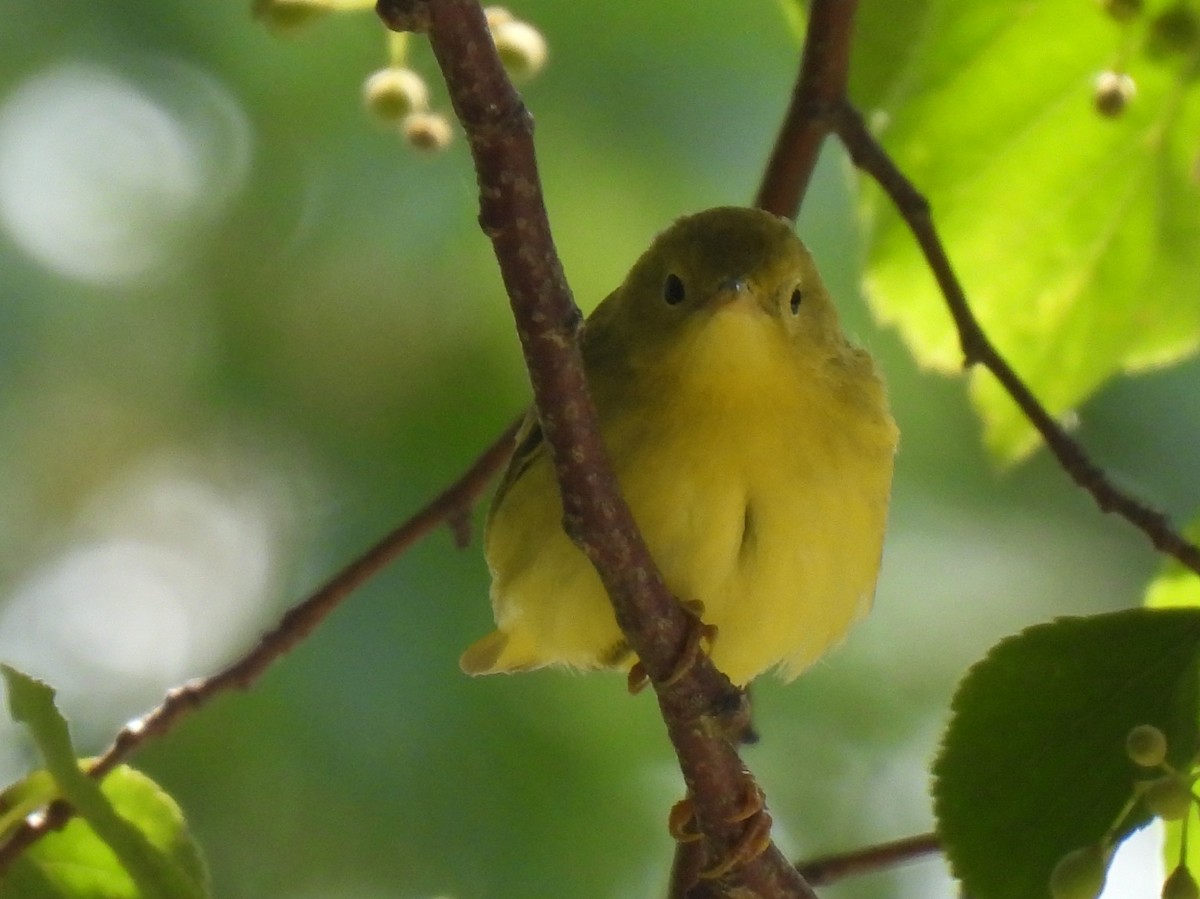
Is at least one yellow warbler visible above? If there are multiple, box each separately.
[461,206,897,686]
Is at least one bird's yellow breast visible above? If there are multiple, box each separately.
[468,300,896,685]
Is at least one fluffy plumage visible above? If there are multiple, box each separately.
[461,207,897,686]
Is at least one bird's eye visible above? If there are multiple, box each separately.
[663,273,686,306]
[789,288,803,314]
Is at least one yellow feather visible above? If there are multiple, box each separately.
[461,206,897,686]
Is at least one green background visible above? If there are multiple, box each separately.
[0,1,1194,896]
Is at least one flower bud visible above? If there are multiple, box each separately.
[254,0,333,32]
[484,6,515,28]
[492,20,548,81]
[1147,4,1200,57]
[1126,724,1168,767]
[1100,0,1143,22]
[1164,865,1200,899]
[1050,844,1108,899]
[403,112,453,152]
[1094,70,1135,118]
[364,67,429,123]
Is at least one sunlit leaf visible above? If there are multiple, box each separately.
[1145,520,1200,610]
[1,666,208,899]
[854,0,1200,460]
[0,765,209,899]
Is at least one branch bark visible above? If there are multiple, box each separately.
[755,0,857,219]
[795,831,941,886]
[376,2,818,896]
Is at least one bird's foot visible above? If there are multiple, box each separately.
[627,600,717,694]
[702,780,772,880]
[668,796,702,843]
[667,783,773,880]
[700,806,773,880]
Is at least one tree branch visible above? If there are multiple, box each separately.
[375,2,819,896]
[754,0,858,220]
[0,418,519,872]
[795,831,941,886]
[831,103,1200,576]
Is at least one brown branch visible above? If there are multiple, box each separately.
[754,0,858,220]
[831,103,1200,576]
[668,841,707,899]
[376,2,818,896]
[796,831,942,887]
[0,417,520,872]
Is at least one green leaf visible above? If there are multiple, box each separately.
[855,0,1200,460]
[1,666,208,899]
[1145,520,1200,610]
[932,608,1200,899]
[0,769,57,842]
[0,766,209,899]
[1142,521,1200,881]
[1147,565,1200,609]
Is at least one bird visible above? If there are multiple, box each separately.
[460,206,897,687]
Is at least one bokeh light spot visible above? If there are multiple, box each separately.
[0,445,302,733]
[0,59,251,286]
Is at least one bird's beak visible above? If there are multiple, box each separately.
[712,276,750,306]
[711,276,763,315]
[717,276,749,295]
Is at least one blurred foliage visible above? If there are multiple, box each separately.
[0,1,1197,898]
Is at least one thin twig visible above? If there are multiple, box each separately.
[376,2,820,896]
[0,418,520,872]
[755,0,858,220]
[832,103,1200,576]
[796,831,942,886]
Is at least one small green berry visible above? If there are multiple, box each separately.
[1126,724,1168,767]
[1101,0,1143,22]
[1094,70,1136,118]
[1050,844,1109,899]
[364,67,429,123]
[253,0,332,32]
[1147,4,1200,57]
[492,19,548,81]
[1164,865,1200,899]
[403,111,453,152]
[1143,773,1194,821]
[484,5,515,28]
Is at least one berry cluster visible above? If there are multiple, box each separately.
[1050,724,1200,899]
[254,1,548,151]
[1094,0,1200,117]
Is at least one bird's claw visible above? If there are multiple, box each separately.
[668,782,772,880]
[699,807,773,880]
[626,600,717,694]
[668,797,702,843]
